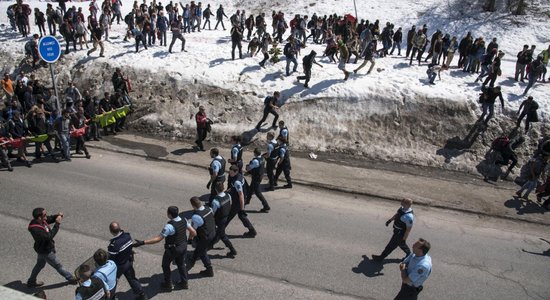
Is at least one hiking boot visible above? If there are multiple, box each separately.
[136,293,149,300]
[199,267,214,277]
[371,255,383,262]
[243,228,257,238]
[26,160,32,168]
[175,280,188,290]
[227,249,237,258]
[260,207,270,213]
[7,164,13,172]
[515,191,522,198]
[27,281,44,288]
[344,71,350,80]
[283,184,293,189]
[160,281,173,291]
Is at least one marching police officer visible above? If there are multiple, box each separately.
[133,206,194,291]
[210,182,238,257]
[187,196,215,277]
[263,132,278,191]
[226,165,257,237]
[277,120,289,144]
[394,238,432,300]
[372,198,414,262]
[246,148,271,212]
[274,136,293,188]
[207,148,226,200]
[228,135,243,173]
[107,222,147,300]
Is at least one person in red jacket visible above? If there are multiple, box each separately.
[194,105,208,151]
[27,208,78,288]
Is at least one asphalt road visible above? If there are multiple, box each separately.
[0,149,549,300]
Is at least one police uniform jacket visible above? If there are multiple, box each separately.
[107,231,134,266]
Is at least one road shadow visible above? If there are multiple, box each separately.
[521,238,550,258]
[171,147,198,156]
[504,197,547,215]
[352,255,401,278]
[100,137,169,158]
[4,280,69,293]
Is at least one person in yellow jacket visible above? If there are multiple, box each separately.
[539,45,549,82]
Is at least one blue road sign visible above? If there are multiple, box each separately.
[38,36,61,64]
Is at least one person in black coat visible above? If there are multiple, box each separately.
[390,27,403,56]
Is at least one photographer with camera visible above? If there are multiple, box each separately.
[27,208,78,288]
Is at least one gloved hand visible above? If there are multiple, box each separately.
[206,181,211,189]
[385,220,392,227]
[133,239,145,247]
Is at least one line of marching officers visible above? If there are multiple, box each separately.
[94,124,292,299]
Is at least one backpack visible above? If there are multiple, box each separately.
[124,13,132,25]
[491,136,510,151]
[24,41,33,56]
[283,43,291,56]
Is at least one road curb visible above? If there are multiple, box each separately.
[87,144,550,227]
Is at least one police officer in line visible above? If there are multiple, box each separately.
[246,148,271,212]
[187,196,215,277]
[210,182,238,258]
[75,265,107,300]
[274,136,293,189]
[394,238,432,300]
[226,165,257,237]
[92,249,117,299]
[372,198,414,262]
[228,135,244,173]
[263,132,278,191]
[107,222,147,300]
[207,148,226,200]
[278,120,289,144]
[133,206,195,291]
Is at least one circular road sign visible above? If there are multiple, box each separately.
[38,35,61,64]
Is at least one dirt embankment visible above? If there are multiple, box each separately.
[1,50,545,176]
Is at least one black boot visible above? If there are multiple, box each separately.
[199,267,214,277]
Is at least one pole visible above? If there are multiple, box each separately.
[49,63,60,117]
[353,0,358,20]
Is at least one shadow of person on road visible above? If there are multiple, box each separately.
[352,255,401,278]
[504,197,547,215]
[4,280,68,293]
[171,148,198,156]
[521,238,550,258]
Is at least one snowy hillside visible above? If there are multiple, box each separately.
[0,0,549,173]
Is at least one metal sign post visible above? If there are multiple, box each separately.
[37,36,61,116]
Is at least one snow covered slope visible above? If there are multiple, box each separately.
[0,0,548,172]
